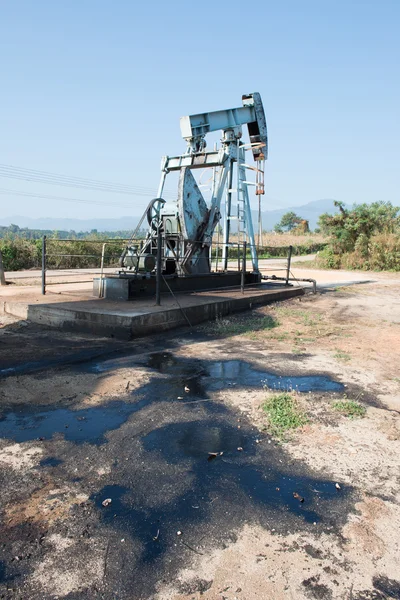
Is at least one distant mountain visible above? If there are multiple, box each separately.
[256,198,349,231]
[0,199,348,233]
[0,215,141,232]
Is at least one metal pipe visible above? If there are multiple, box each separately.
[261,274,317,294]
[241,241,247,294]
[285,245,293,285]
[41,236,46,295]
[223,160,234,270]
[156,228,162,306]
[99,243,106,298]
[157,170,167,198]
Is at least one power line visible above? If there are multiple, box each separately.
[0,163,176,199]
[0,187,147,209]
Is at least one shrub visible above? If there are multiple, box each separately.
[0,238,41,270]
[316,201,400,271]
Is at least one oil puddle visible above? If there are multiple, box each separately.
[0,348,124,379]
[141,419,342,526]
[0,400,148,444]
[0,352,343,446]
[144,421,246,459]
[39,457,63,467]
[207,360,343,392]
[90,418,348,573]
[145,353,344,393]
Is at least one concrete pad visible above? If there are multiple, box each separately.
[2,284,304,340]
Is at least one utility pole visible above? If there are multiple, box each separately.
[0,249,6,286]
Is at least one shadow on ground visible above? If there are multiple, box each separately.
[0,341,357,599]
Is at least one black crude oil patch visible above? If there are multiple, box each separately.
[353,576,400,599]
[90,351,344,393]
[39,457,63,467]
[0,352,344,447]
[0,350,352,599]
[302,575,333,599]
[0,400,148,444]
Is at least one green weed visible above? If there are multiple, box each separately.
[333,400,366,419]
[204,314,278,337]
[333,349,351,362]
[262,392,308,439]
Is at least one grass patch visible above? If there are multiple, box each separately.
[333,349,351,362]
[204,314,278,336]
[269,332,289,341]
[262,392,308,439]
[333,399,366,419]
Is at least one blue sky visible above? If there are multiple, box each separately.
[0,0,399,221]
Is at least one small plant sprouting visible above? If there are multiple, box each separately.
[203,314,278,336]
[262,392,308,440]
[333,399,366,419]
[333,349,351,362]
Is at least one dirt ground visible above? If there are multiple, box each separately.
[0,273,399,600]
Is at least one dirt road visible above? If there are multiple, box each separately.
[0,273,399,599]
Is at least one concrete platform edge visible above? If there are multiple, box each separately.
[3,287,304,340]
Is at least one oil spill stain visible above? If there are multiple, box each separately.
[0,351,352,598]
[0,400,148,444]
[0,353,343,445]
[90,418,347,571]
[143,421,246,459]
[142,419,343,526]
[39,457,63,467]
[206,359,344,392]
[0,561,6,584]
[86,351,344,393]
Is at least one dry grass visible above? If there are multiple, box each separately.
[221,232,327,248]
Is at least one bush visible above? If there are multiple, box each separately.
[316,201,400,271]
[0,238,41,270]
[0,238,127,271]
[315,246,342,269]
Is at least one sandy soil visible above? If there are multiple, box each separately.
[0,275,399,599]
[157,282,400,600]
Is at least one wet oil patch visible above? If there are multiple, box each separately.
[141,352,344,393]
[0,561,5,585]
[142,420,343,526]
[0,352,343,446]
[206,359,344,392]
[90,416,349,580]
[0,350,354,599]
[373,576,400,599]
[0,400,148,444]
[39,457,63,467]
[0,346,128,379]
[302,575,333,599]
[353,576,400,600]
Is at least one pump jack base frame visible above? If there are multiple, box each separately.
[94,271,263,301]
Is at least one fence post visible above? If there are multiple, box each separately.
[156,228,162,306]
[99,243,106,298]
[0,250,6,286]
[41,236,47,295]
[285,245,293,285]
[241,241,247,294]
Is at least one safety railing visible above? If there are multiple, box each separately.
[41,236,314,299]
[41,237,141,295]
